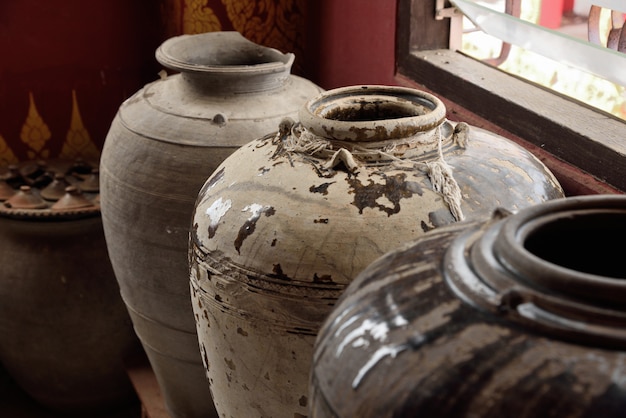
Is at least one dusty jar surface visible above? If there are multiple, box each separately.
[99,31,322,418]
[189,85,564,418]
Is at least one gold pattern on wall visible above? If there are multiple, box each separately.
[0,135,18,165]
[183,0,222,33]
[222,0,305,57]
[21,92,52,159]
[60,90,100,161]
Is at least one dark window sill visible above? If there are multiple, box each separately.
[397,48,626,193]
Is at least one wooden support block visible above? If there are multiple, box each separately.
[125,351,171,418]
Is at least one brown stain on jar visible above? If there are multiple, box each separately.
[313,273,334,284]
[200,343,210,372]
[271,263,292,281]
[347,172,423,216]
[309,182,335,195]
[224,357,236,371]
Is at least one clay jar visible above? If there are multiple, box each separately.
[310,194,626,417]
[99,31,322,418]
[189,85,565,417]
[0,160,138,413]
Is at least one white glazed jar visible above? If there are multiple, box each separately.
[189,85,564,417]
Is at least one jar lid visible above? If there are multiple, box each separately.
[0,159,100,220]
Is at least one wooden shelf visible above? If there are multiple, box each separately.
[125,351,171,418]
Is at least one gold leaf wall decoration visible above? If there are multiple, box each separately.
[60,90,100,161]
[221,0,305,71]
[1,1,308,164]
[184,0,223,33]
[0,135,18,166]
[21,92,51,159]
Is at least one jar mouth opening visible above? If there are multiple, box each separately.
[316,96,433,122]
[496,196,626,304]
[443,195,626,348]
[298,85,447,141]
[522,211,625,280]
[156,32,294,74]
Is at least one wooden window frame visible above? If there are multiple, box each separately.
[394,0,626,195]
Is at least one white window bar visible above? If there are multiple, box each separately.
[448,0,626,87]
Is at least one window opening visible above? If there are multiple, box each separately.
[444,0,626,120]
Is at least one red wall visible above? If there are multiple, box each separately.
[0,0,399,163]
[305,0,398,89]
[0,1,163,163]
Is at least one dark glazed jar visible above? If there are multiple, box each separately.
[99,31,322,418]
[0,160,138,414]
[310,194,626,418]
[189,85,564,417]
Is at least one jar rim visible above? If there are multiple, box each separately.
[155,31,294,76]
[443,194,626,348]
[495,195,626,303]
[298,85,447,142]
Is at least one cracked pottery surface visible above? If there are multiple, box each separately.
[189,85,565,418]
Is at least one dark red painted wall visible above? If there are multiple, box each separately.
[0,0,398,163]
[0,0,164,162]
[305,0,398,89]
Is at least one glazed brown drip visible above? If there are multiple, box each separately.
[347,172,423,215]
[309,182,335,195]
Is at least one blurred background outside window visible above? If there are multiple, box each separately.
[456,0,626,120]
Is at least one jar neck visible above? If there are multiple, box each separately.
[176,65,292,95]
[298,85,447,143]
[292,120,456,164]
[156,32,294,94]
[493,196,626,306]
[444,195,626,349]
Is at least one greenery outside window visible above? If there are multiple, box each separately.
[395,0,626,193]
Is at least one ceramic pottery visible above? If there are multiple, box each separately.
[99,31,322,418]
[0,160,138,413]
[189,85,565,417]
[311,194,626,418]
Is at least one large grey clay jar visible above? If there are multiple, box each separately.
[310,194,626,418]
[189,85,565,417]
[0,160,138,414]
[99,31,322,418]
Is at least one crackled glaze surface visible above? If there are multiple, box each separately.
[189,85,565,418]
